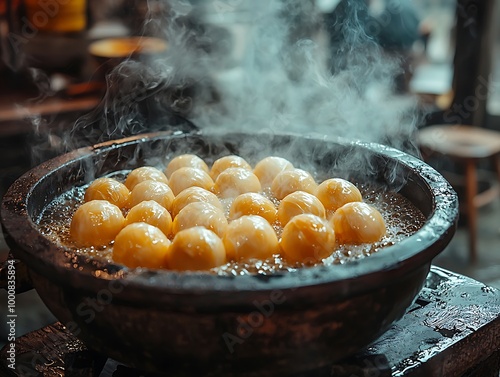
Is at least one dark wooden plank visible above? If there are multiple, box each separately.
[0,322,106,377]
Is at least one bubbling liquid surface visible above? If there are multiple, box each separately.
[37,170,426,276]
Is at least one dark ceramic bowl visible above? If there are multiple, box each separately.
[1,129,458,376]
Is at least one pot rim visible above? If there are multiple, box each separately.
[1,129,458,301]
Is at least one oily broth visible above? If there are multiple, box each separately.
[36,169,426,276]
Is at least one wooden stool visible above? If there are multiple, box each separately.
[417,125,500,263]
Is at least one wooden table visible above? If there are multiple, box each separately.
[1,266,499,377]
[0,76,102,138]
[418,124,500,263]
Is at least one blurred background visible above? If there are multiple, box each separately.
[0,0,499,347]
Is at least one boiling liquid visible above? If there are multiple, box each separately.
[37,171,426,276]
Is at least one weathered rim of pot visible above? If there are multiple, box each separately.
[1,129,459,304]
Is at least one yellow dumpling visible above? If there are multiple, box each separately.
[84,177,131,209]
[130,180,175,211]
[277,191,326,226]
[126,200,172,237]
[70,200,125,248]
[214,168,262,199]
[223,215,279,261]
[168,227,226,271]
[113,222,171,269]
[331,202,386,244]
[253,156,294,187]
[172,202,228,237]
[125,166,168,190]
[168,167,215,196]
[271,168,317,200]
[210,155,252,180]
[171,186,223,218]
[228,193,278,223]
[280,214,336,264]
[165,154,210,179]
[315,178,362,212]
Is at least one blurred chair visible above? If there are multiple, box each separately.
[418,124,500,263]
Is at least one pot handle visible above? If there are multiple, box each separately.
[0,252,33,294]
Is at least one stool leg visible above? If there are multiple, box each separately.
[465,159,478,264]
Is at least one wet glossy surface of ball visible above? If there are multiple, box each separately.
[165,154,210,178]
[113,222,171,269]
[168,167,215,196]
[271,169,317,200]
[70,200,125,247]
[168,227,226,271]
[316,178,362,212]
[280,214,336,264]
[223,215,279,261]
[130,180,175,211]
[84,177,130,209]
[126,200,172,237]
[331,202,386,244]
[125,166,168,190]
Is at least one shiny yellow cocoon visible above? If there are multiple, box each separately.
[229,192,278,223]
[70,200,125,247]
[214,168,261,199]
[331,202,386,244]
[253,156,293,187]
[280,214,336,264]
[84,177,131,209]
[168,227,226,271]
[130,180,175,211]
[126,200,172,237]
[223,215,279,261]
[113,222,171,269]
[271,168,317,200]
[210,155,252,180]
[165,154,209,179]
[168,167,215,196]
[125,166,168,190]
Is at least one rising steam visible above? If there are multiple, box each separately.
[67,0,421,161]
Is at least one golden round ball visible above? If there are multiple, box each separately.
[125,166,168,190]
[210,155,252,180]
[84,177,131,209]
[172,201,228,237]
[168,167,215,196]
[223,215,279,261]
[113,222,171,269]
[271,168,317,200]
[70,200,125,248]
[126,200,172,237]
[228,192,278,223]
[130,180,175,211]
[315,178,362,212]
[331,202,386,244]
[214,168,262,199]
[253,156,294,187]
[280,214,336,264]
[165,154,209,179]
[168,227,226,271]
[277,191,326,226]
[171,186,223,218]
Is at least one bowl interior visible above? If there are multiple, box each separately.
[1,130,458,303]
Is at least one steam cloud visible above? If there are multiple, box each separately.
[68,0,421,158]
